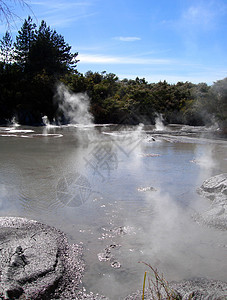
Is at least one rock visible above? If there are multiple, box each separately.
[0,217,85,299]
[195,173,227,229]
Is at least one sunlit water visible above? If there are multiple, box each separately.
[0,124,227,299]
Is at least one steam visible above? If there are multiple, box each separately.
[154,114,165,131]
[56,83,93,125]
[10,116,20,127]
[42,115,50,126]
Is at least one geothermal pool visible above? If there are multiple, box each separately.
[0,124,226,299]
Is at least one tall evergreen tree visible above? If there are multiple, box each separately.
[29,20,78,76]
[13,17,79,76]
[13,16,36,70]
[0,31,13,64]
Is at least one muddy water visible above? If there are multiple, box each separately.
[0,124,226,299]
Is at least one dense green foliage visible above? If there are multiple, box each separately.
[0,17,226,129]
[61,72,227,129]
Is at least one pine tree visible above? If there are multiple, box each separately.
[13,16,36,70]
[13,17,79,76]
[29,20,79,76]
[0,31,13,64]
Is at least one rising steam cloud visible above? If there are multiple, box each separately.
[56,83,93,125]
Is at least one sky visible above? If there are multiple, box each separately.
[1,0,227,84]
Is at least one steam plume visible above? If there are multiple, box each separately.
[56,83,93,125]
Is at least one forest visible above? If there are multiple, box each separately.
[0,17,226,129]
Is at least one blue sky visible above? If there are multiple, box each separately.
[1,0,227,84]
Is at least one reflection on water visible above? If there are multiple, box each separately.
[0,124,227,299]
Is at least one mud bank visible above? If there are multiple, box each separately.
[195,173,227,230]
[0,217,106,300]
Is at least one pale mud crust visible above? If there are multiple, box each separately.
[195,173,227,230]
[125,278,227,300]
[0,217,107,300]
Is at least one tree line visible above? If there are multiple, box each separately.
[0,17,226,129]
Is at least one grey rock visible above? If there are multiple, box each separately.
[195,173,227,230]
[0,217,85,299]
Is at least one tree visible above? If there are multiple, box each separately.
[6,17,80,124]
[14,16,36,70]
[0,31,13,64]
[29,20,79,76]
[13,17,79,76]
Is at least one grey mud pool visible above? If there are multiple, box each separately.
[0,124,226,299]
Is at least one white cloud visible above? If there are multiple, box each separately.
[113,36,141,42]
[78,54,117,64]
[118,71,227,85]
[78,53,172,65]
